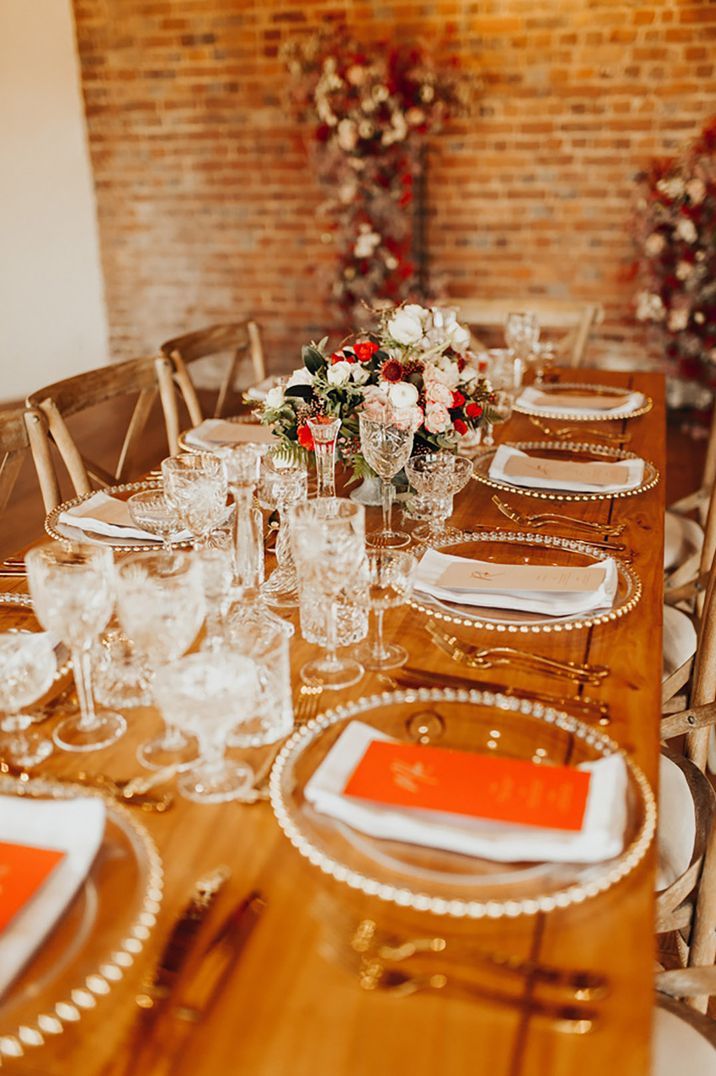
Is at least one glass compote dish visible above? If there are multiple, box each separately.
[358,407,414,549]
[116,552,205,770]
[405,452,474,546]
[307,415,341,497]
[25,542,126,752]
[161,452,228,548]
[505,311,540,384]
[291,498,367,689]
[127,489,181,551]
[152,649,258,804]
[355,549,418,670]
[0,632,57,766]
[258,448,307,608]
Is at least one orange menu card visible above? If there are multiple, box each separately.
[0,841,66,933]
[343,742,591,832]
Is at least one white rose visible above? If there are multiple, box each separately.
[645,233,665,256]
[388,381,420,409]
[286,367,314,388]
[424,402,451,434]
[447,323,471,352]
[351,364,371,385]
[425,381,453,408]
[265,385,285,409]
[327,360,353,386]
[388,304,427,345]
[676,218,698,243]
[337,118,358,152]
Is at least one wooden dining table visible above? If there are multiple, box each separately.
[0,367,664,1076]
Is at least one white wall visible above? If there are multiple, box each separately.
[0,0,108,402]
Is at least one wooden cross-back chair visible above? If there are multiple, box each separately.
[451,297,603,368]
[0,406,60,514]
[25,355,181,498]
[160,321,267,437]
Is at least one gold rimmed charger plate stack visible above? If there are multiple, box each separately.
[472,440,659,503]
[513,381,653,422]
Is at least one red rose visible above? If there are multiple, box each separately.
[453,419,468,435]
[297,424,314,451]
[354,340,379,363]
[451,390,465,409]
[331,348,356,365]
[466,402,483,419]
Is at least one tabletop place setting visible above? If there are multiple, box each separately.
[0,300,691,1076]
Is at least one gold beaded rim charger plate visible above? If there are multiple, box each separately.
[0,778,163,1060]
[472,441,659,503]
[407,529,641,634]
[45,481,194,553]
[514,382,653,422]
[269,687,656,920]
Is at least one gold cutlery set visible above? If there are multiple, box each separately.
[528,415,630,444]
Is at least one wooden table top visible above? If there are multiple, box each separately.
[1,368,664,1076]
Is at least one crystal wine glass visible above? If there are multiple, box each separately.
[0,632,57,766]
[258,449,308,607]
[405,452,473,545]
[152,650,258,804]
[483,388,515,447]
[25,542,126,752]
[161,453,228,548]
[291,497,367,689]
[116,552,206,770]
[307,415,341,497]
[355,549,418,670]
[128,489,181,551]
[358,407,414,548]
[505,311,540,385]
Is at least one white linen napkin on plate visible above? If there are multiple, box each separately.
[517,385,646,416]
[489,444,645,493]
[413,547,617,616]
[245,376,280,402]
[305,721,628,864]
[184,419,276,449]
[0,795,106,997]
[58,491,192,543]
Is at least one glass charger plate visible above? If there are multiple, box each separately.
[270,687,655,920]
[514,382,653,421]
[472,440,659,503]
[0,777,163,1061]
[45,481,194,552]
[408,530,641,634]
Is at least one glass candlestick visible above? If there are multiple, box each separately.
[307,415,341,498]
[259,450,307,608]
[216,444,264,595]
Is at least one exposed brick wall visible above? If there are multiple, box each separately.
[72,0,716,374]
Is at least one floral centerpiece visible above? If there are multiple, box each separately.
[258,303,493,477]
[282,29,477,320]
[634,115,716,396]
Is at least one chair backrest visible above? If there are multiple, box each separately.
[160,320,267,429]
[0,406,60,514]
[25,355,180,497]
[451,298,603,368]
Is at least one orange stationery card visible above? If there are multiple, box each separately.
[343,742,591,832]
[0,842,66,933]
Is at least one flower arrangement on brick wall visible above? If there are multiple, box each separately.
[634,116,716,394]
[282,29,476,323]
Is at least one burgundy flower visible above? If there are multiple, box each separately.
[380,358,404,383]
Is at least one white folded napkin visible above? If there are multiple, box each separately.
[489,444,645,493]
[58,491,192,543]
[245,376,280,402]
[305,721,628,864]
[414,547,617,616]
[517,384,646,417]
[184,419,276,449]
[0,795,106,997]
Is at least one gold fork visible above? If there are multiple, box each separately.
[529,416,630,444]
[492,494,626,538]
[426,622,609,686]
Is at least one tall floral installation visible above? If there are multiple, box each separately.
[634,115,716,403]
[258,304,493,477]
[282,29,476,323]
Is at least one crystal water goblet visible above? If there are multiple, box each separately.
[307,415,341,497]
[355,549,418,670]
[358,408,414,549]
[161,453,228,548]
[405,452,474,545]
[259,449,307,607]
[152,650,258,804]
[116,552,205,770]
[127,490,180,551]
[25,542,126,752]
[505,311,540,384]
[291,498,366,689]
[0,632,57,766]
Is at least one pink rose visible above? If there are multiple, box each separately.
[424,402,451,434]
[425,381,453,408]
